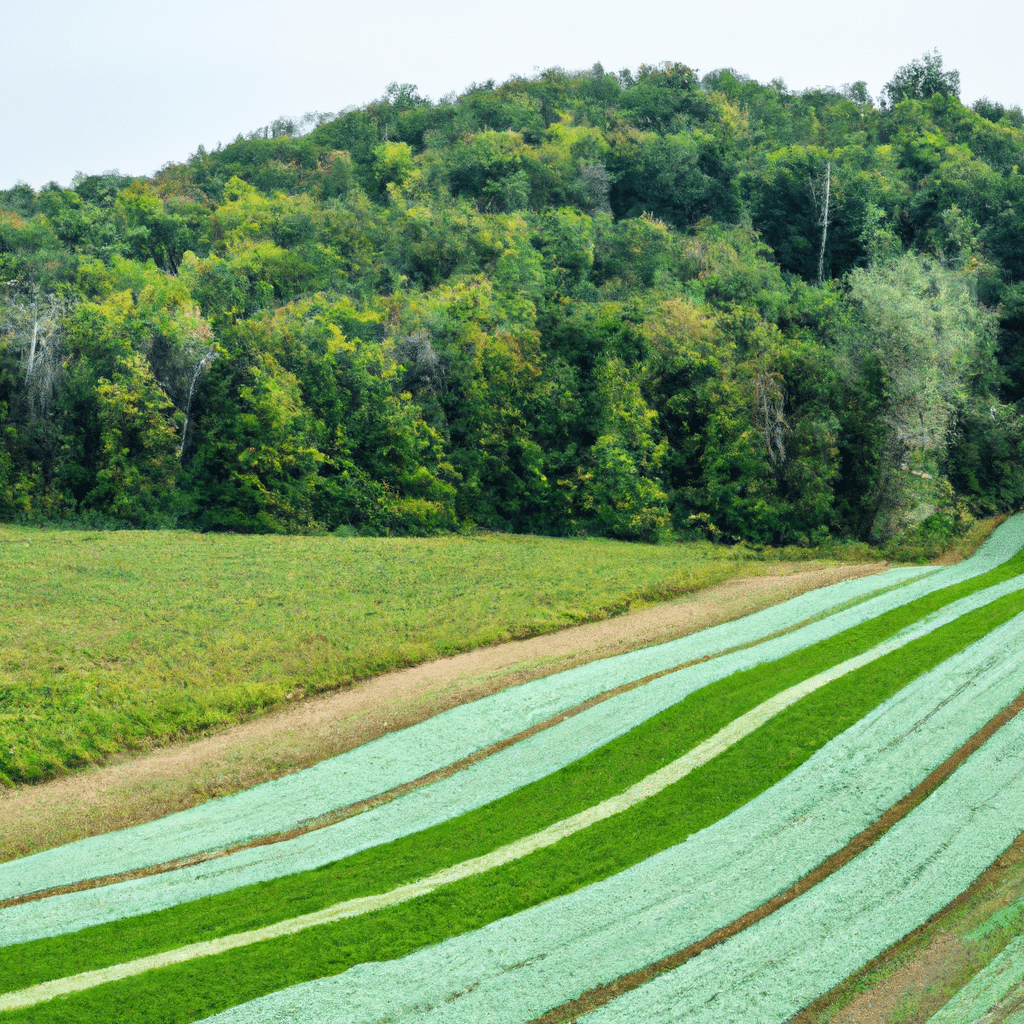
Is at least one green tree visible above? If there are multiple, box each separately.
[836,251,998,539]
[86,350,182,526]
[882,50,960,108]
[577,358,669,540]
[113,181,188,273]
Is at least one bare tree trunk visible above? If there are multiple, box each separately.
[26,294,41,377]
[178,348,219,461]
[754,370,788,472]
[816,162,831,287]
[2,283,68,416]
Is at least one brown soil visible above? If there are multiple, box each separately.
[819,935,973,1024]
[0,562,890,864]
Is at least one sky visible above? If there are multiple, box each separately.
[3,0,1020,190]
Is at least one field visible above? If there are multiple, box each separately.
[1,518,1023,1022]
[0,526,859,789]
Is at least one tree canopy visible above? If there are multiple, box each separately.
[2,53,1022,546]
[882,50,961,107]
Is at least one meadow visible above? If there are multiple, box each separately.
[0,526,870,787]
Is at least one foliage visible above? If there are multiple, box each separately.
[1,52,1022,544]
[882,50,961,108]
[835,252,1001,541]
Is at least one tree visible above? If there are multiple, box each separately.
[0,282,68,417]
[576,358,669,540]
[882,50,960,108]
[86,350,182,526]
[837,251,997,540]
[841,81,872,107]
[809,161,831,286]
[113,182,188,274]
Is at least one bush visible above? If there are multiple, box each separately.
[882,509,974,563]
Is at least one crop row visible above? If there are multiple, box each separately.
[4,607,1024,1018]
[3,518,1024,1022]
[582,701,1024,1023]
[0,549,1013,917]
[196,611,1024,1024]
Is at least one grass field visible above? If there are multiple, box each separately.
[0,526,876,787]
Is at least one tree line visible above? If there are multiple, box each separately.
[2,52,1022,546]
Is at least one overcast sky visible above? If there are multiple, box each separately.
[3,0,1020,191]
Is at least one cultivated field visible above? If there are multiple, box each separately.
[1,527,858,789]
[2,519,1023,1021]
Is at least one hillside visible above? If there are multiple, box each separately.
[2,515,1023,1022]
[1,53,1023,544]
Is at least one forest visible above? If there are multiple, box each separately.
[1,50,1022,548]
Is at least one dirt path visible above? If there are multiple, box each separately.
[0,563,891,864]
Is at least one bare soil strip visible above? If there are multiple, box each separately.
[0,564,890,867]
[1,569,893,909]
[528,689,1024,1024]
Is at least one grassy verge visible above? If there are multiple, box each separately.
[0,528,837,787]
[5,576,1023,1015]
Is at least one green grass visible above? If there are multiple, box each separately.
[0,527,823,786]
[5,577,1023,1020]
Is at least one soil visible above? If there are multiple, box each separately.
[1,562,891,864]
[822,936,973,1024]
